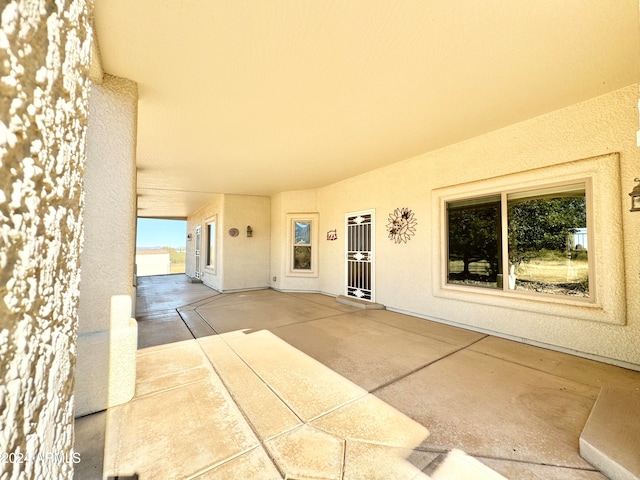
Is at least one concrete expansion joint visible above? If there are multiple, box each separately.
[192,308,218,333]
[189,318,362,479]
[304,394,369,425]
[178,293,226,311]
[369,335,490,396]
[151,336,290,478]
[185,445,273,479]
[135,375,207,400]
[138,307,186,317]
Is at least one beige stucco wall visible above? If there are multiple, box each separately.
[136,253,171,276]
[75,74,138,417]
[270,189,320,292]
[187,194,223,287]
[314,84,640,368]
[221,195,271,291]
[0,1,91,477]
[187,194,270,292]
[79,75,137,334]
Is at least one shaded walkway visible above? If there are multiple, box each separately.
[79,275,640,479]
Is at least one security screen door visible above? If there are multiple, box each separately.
[194,225,201,279]
[345,210,375,301]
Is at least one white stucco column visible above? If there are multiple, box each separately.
[75,74,138,417]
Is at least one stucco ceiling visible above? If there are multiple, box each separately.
[92,1,640,219]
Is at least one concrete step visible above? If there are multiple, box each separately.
[580,387,640,480]
[336,295,385,310]
[177,309,217,339]
[424,449,507,479]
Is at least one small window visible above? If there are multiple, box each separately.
[206,216,217,272]
[447,182,590,299]
[293,221,312,270]
[287,213,319,276]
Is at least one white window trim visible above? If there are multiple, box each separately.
[432,153,625,325]
[205,215,217,274]
[286,213,319,277]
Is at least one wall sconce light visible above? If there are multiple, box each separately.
[246,226,253,237]
[630,178,640,212]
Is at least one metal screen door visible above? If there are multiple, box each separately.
[345,210,375,301]
[194,225,201,279]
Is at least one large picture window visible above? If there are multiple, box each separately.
[447,182,590,299]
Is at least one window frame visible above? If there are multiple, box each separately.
[205,215,217,274]
[430,153,629,326]
[444,179,595,303]
[286,213,319,277]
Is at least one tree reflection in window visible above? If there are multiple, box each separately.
[447,196,502,288]
[508,185,588,296]
[447,183,589,297]
[293,221,312,270]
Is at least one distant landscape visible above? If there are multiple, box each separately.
[168,247,186,273]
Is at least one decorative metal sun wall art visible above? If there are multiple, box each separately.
[386,207,417,243]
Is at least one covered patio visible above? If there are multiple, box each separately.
[4,3,640,479]
[75,275,640,479]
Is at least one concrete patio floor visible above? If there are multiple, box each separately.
[74,274,640,479]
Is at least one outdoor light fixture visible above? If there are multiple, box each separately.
[187,233,192,241]
[630,178,640,212]
[247,226,253,237]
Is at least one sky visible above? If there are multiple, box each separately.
[136,218,187,249]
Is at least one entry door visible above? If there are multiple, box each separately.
[345,210,375,301]
[194,225,201,279]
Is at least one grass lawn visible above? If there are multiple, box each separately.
[170,262,185,274]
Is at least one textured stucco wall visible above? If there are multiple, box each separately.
[74,74,138,417]
[78,75,137,335]
[270,189,320,292]
[187,194,223,288]
[221,194,270,291]
[315,84,640,368]
[187,194,270,292]
[0,1,91,478]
